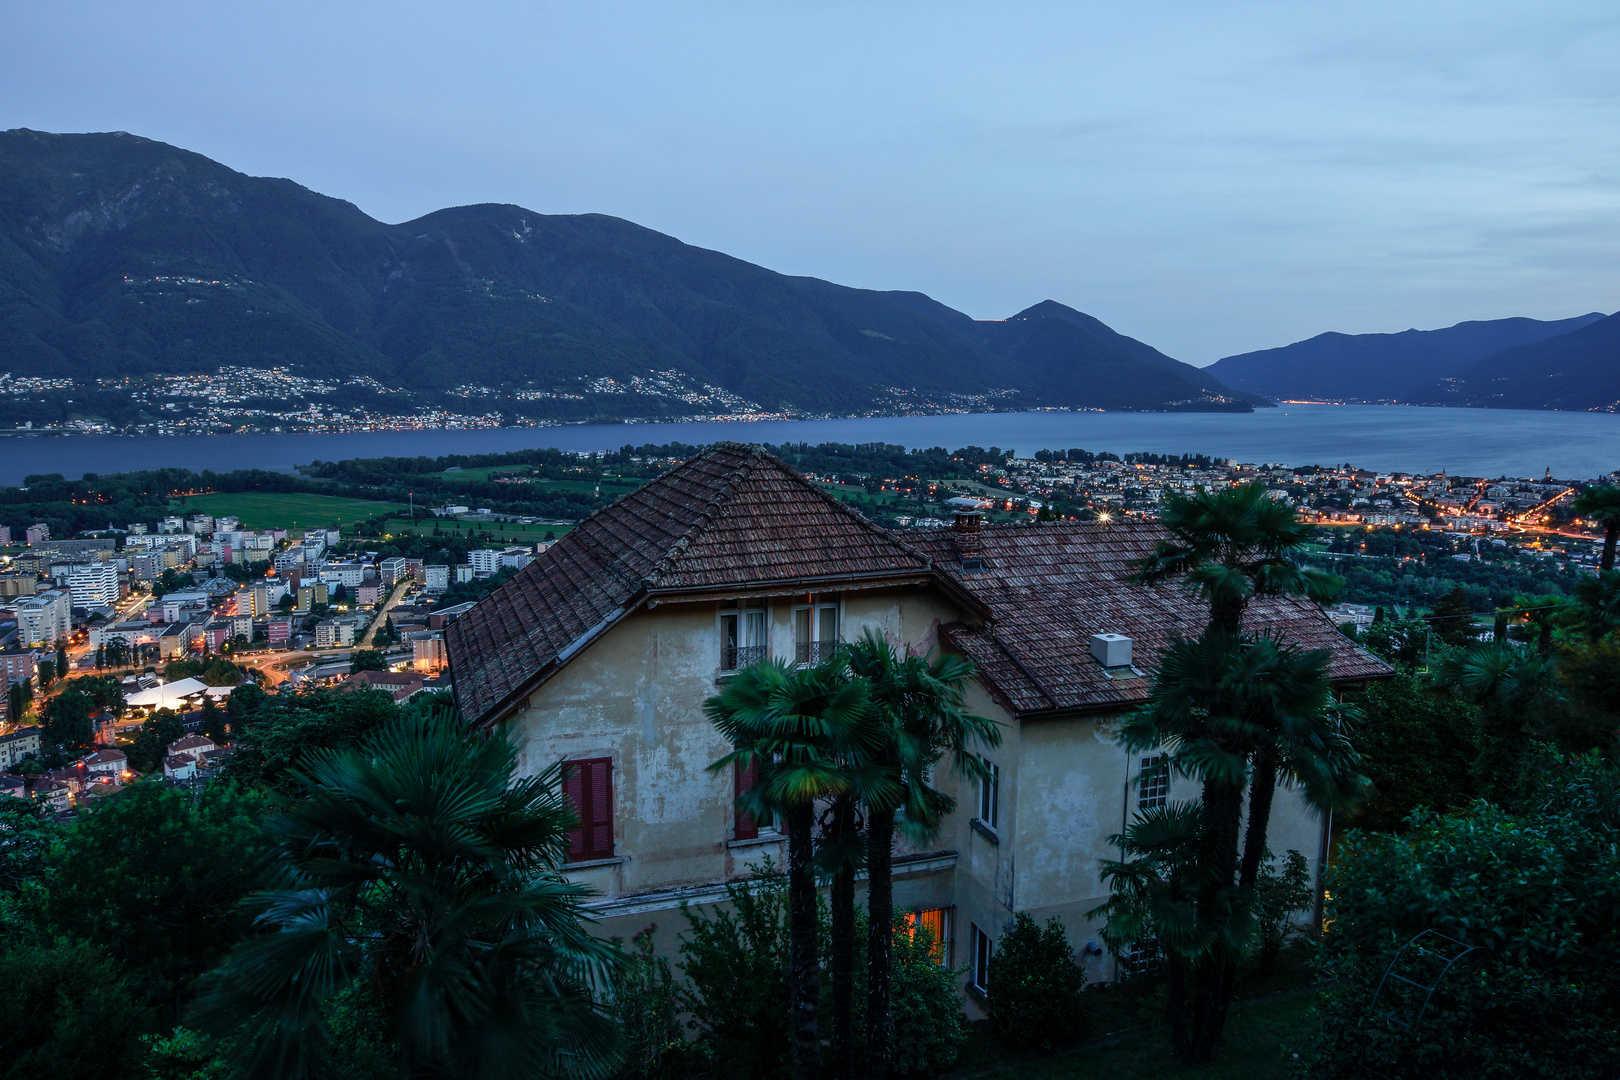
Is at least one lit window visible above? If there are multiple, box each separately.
[977,757,999,831]
[970,923,993,992]
[1138,755,1170,811]
[793,596,839,665]
[720,601,767,671]
[902,907,953,966]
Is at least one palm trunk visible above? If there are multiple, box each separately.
[863,804,895,1080]
[1239,748,1278,890]
[830,798,857,1080]
[1603,524,1618,573]
[1186,778,1243,1063]
[786,803,821,1080]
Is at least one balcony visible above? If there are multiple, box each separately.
[795,640,839,665]
[722,643,767,671]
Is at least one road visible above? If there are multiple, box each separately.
[359,578,413,648]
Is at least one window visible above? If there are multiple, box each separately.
[561,757,614,862]
[1117,938,1161,981]
[902,907,953,966]
[733,757,762,841]
[970,924,993,992]
[793,596,840,665]
[1138,755,1170,811]
[720,601,767,671]
[977,756,999,831]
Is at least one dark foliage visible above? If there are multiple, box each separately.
[984,913,1086,1051]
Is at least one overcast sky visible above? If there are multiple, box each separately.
[5,1,1619,364]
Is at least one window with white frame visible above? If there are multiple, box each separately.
[1138,754,1170,811]
[977,756,999,831]
[970,923,993,992]
[793,595,840,665]
[720,600,767,672]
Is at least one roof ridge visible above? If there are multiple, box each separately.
[643,444,769,587]
[764,450,934,569]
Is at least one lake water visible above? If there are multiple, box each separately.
[2,404,1617,487]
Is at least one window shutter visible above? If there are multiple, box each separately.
[563,760,587,857]
[562,758,613,861]
[734,759,759,841]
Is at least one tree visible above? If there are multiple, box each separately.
[1301,755,1620,1078]
[55,642,69,681]
[1435,644,1556,805]
[985,913,1085,1051]
[8,680,25,726]
[193,709,619,1080]
[38,782,270,1023]
[843,631,998,1080]
[1572,485,1620,571]
[1426,587,1477,647]
[219,687,399,792]
[129,709,185,774]
[1343,671,1481,831]
[1122,483,1348,1061]
[705,657,874,1080]
[1107,631,1356,1061]
[1130,481,1339,635]
[349,648,388,674]
[0,795,59,894]
[0,938,149,1080]
[198,695,227,744]
[40,688,95,753]
[1572,570,1620,641]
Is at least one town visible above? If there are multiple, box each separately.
[0,439,1611,813]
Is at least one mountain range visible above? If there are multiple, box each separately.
[0,129,1256,417]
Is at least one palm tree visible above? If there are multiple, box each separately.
[1504,594,1575,657]
[1572,485,1620,571]
[1573,570,1620,641]
[844,631,1000,1080]
[1436,643,1556,804]
[1090,803,1214,1059]
[192,709,619,1080]
[706,656,876,1080]
[1126,484,1344,1058]
[1131,482,1341,634]
[1112,630,1358,1062]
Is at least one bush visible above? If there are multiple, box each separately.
[677,863,792,1080]
[887,918,966,1076]
[611,926,693,1080]
[1299,754,1620,1078]
[986,913,1085,1051]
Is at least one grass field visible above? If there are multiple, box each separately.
[381,518,573,544]
[176,492,407,531]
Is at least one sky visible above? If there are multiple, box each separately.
[5,1,1620,365]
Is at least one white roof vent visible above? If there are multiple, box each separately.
[1090,633,1132,669]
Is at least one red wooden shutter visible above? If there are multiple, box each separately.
[734,758,759,841]
[562,760,587,858]
[586,758,614,859]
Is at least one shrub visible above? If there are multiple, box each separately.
[1298,754,1620,1078]
[887,918,966,1076]
[611,926,691,1080]
[986,913,1085,1050]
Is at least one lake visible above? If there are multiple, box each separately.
[2,404,1617,487]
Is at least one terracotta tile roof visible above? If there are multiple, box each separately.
[910,520,1393,715]
[447,443,933,723]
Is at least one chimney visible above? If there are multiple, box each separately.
[1089,633,1132,669]
[953,511,983,570]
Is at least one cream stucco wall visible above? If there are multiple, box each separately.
[499,582,1329,988]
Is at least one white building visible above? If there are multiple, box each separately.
[469,549,502,576]
[14,589,71,647]
[315,620,355,648]
[67,562,119,607]
[378,557,409,587]
[422,565,449,593]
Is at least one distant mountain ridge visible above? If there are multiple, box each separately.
[1409,311,1620,411]
[1206,314,1607,403]
[0,128,1258,416]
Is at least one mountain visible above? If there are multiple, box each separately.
[1205,314,1606,403]
[0,129,1259,416]
[1408,311,1620,411]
